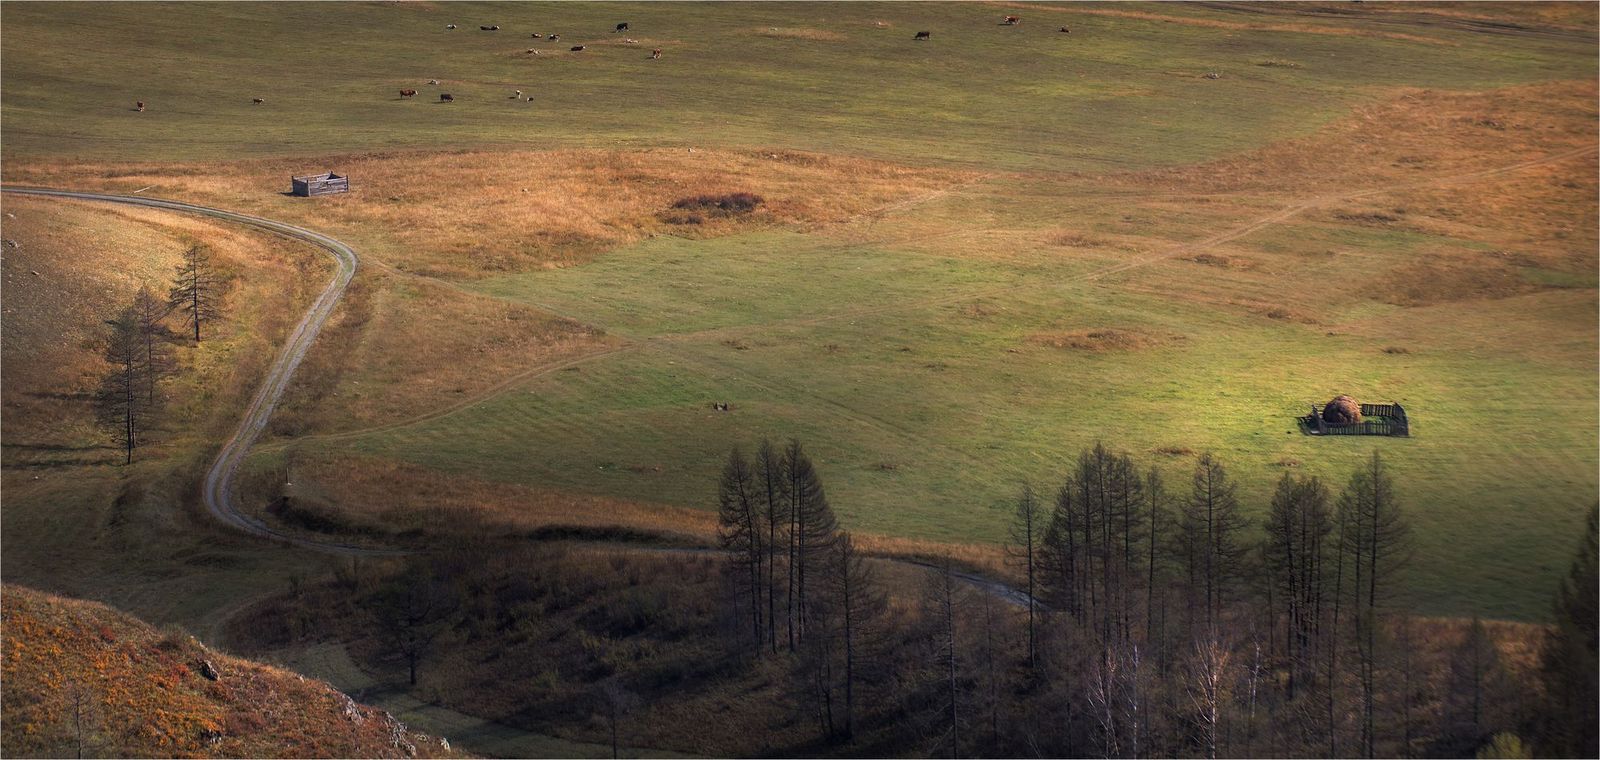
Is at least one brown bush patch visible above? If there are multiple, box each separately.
[1377,258,1534,307]
[1183,252,1255,269]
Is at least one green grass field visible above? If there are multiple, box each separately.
[4,2,1597,621]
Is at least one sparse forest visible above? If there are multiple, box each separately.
[91,247,228,461]
[229,441,1597,758]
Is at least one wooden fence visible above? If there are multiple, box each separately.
[291,172,349,197]
[1302,402,1409,437]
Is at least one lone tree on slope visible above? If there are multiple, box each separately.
[168,245,224,343]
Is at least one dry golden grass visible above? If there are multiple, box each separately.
[3,149,970,279]
[1110,81,1597,195]
[1,585,460,759]
[274,452,719,542]
[0,196,328,466]
[269,268,617,435]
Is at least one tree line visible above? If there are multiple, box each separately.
[716,440,1598,758]
[94,245,226,463]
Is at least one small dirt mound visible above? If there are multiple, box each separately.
[1323,395,1362,424]
[1028,329,1163,352]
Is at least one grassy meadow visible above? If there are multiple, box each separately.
[3,1,1596,623]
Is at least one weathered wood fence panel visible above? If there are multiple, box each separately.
[291,172,349,197]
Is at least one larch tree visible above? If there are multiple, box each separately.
[717,447,765,652]
[94,307,157,464]
[826,531,885,739]
[1008,483,1042,672]
[130,286,176,404]
[1534,508,1598,758]
[757,439,789,653]
[1179,452,1247,635]
[1337,451,1409,758]
[168,244,223,343]
[922,557,968,759]
[1262,472,1333,699]
[784,439,838,644]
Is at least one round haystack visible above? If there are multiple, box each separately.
[1323,395,1362,424]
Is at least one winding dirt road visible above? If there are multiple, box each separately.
[2,186,387,556]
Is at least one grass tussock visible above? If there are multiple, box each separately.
[0,585,459,758]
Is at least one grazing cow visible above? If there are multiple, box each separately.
[399,88,417,98]
[1059,26,1071,33]
[428,79,440,85]
[530,32,542,38]
[252,97,264,104]
[440,93,454,102]
[512,90,522,99]
[615,22,629,33]
[135,101,145,112]
[480,25,499,31]
[446,24,457,30]
[549,33,560,42]
[914,30,930,40]
[1003,15,1020,25]
[570,45,585,52]
[651,48,661,59]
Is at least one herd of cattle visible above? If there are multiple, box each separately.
[130,14,1070,112]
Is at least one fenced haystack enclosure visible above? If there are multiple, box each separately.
[291,172,349,197]
[1301,400,1410,436]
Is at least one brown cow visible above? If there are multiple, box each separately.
[252,97,264,104]
[440,93,454,102]
[651,48,661,59]
[135,101,145,112]
[1003,15,1020,25]
[399,89,417,98]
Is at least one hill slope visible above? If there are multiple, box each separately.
[0,585,460,758]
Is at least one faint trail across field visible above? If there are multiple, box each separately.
[1,186,392,557]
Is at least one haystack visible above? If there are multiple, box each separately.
[1322,395,1362,425]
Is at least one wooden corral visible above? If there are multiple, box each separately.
[291,172,349,197]
[1301,402,1410,436]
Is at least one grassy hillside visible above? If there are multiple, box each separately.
[1,2,1593,169]
[0,585,460,758]
[2,2,1595,623]
[0,195,335,633]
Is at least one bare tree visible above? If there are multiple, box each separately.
[757,439,788,653]
[130,286,177,404]
[94,306,157,463]
[1262,472,1332,699]
[923,557,968,759]
[1337,451,1409,757]
[717,447,765,651]
[829,532,885,739]
[1185,630,1235,759]
[370,565,458,686]
[598,679,640,759]
[1009,483,1042,672]
[168,244,224,342]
